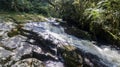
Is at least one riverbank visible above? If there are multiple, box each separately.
[0,12,47,23]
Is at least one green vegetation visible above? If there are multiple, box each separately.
[0,0,59,17]
[61,45,83,67]
[1,0,120,46]
[51,0,120,46]
[0,12,46,23]
[0,0,49,15]
[1,0,120,66]
[0,0,51,22]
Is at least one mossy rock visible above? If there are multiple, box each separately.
[61,45,83,67]
[7,28,21,37]
[55,18,63,23]
[65,27,92,40]
[7,24,24,37]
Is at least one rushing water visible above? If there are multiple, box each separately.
[0,19,120,67]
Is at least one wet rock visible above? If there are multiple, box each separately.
[0,21,120,67]
[66,27,91,40]
[7,24,24,37]
[0,19,3,23]
[12,58,45,67]
[55,18,63,23]
[60,22,92,40]
[59,45,83,67]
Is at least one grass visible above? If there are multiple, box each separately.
[0,12,47,23]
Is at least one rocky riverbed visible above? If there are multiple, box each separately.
[0,19,120,67]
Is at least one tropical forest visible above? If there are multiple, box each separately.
[0,0,120,67]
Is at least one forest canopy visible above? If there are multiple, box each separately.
[0,0,120,45]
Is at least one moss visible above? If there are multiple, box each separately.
[0,12,47,23]
[61,45,83,67]
[7,31,19,37]
[63,45,76,51]
[7,24,24,37]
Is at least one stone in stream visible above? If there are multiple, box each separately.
[60,45,83,67]
[0,22,83,67]
[0,20,120,67]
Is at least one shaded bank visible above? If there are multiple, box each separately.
[51,0,120,47]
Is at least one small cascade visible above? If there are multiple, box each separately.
[24,19,120,67]
[0,19,120,67]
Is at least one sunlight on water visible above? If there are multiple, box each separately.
[24,19,120,67]
[0,19,120,67]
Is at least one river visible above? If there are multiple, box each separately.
[0,19,120,67]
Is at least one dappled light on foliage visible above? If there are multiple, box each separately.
[0,0,120,67]
[52,0,120,46]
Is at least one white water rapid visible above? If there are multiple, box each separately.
[23,19,120,67]
[0,19,120,67]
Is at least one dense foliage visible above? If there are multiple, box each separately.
[1,0,120,46]
[51,0,120,46]
[0,0,50,16]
